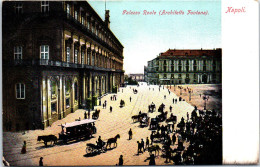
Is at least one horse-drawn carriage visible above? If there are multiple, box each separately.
[133,89,138,94]
[86,134,120,154]
[140,115,150,127]
[166,114,177,124]
[157,111,168,122]
[132,113,148,123]
[59,119,97,144]
[158,103,165,113]
[148,103,156,113]
[86,141,106,154]
[92,109,100,120]
[120,100,125,108]
[149,118,159,130]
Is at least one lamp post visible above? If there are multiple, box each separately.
[203,94,210,110]
[180,86,183,95]
[188,88,192,101]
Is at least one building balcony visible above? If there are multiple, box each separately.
[5,59,124,73]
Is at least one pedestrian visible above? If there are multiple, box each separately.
[146,137,150,149]
[137,141,142,154]
[173,98,175,104]
[21,141,26,154]
[149,154,156,165]
[169,106,172,112]
[200,94,201,97]
[141,139,145,152]
[88,109,91,119]
[150,133,154,145]
[130,97,132,102]
[119,155,123,166]
[172,133,176,145]
[84,111,87,119]
[111,96,113,101]
[110,106,113,113]
[187,112,189,121]
[39,157,43,166]
[128,128,133,140]
[164,95,166,99]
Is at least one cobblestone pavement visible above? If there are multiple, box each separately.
[3,82,195,166]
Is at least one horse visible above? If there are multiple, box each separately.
[166,115,177,123]
[148,145,161,156]
[132,115,139,122]
[106,134,120,149]
[37,135,57,147]
[92,109,100,119]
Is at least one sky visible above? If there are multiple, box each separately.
[88,0,221,74]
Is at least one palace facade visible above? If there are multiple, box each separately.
[129,74,144,82]
[146,49,221,85]
[3,1,124,131]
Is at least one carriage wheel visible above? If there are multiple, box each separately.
[86,146,93,154]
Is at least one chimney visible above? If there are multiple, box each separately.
[105,10,110,28]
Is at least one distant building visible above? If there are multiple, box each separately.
[3,1,124,131]
[129,74,144,82]
[146,48,222,85]
[144,66,148,82]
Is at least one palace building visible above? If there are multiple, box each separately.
[3,1,124,131]
[146,49,221,85]
[128,74,144,82]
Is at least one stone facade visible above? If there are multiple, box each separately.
[146,49,221,85]
[3,1,124,131]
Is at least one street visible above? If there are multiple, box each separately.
[3,82,195,166]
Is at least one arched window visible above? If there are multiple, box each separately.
[50,79,57,113]
[74,49,78,64]
[65,80,71,108]
[74,82,78,103]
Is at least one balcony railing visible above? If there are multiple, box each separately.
[5,59,124,72]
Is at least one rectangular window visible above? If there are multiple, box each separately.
[92,53,95,66]
[40,45,49,59]
[186,74,189,78]
[81,51,85,64]
[75,11,78,20]
[171,74,174,79]
[15,3,22,14]
[41,1,49,13]
[164,74,167,78]
[66,4,70,15]
[87,51,90,65]
[14,46,22,59]
[178,74,182,79]
[74,49,78,63]
[87,21,90,29]
[66,47,70,63]
[16,83,25,99]
[81,16,85,25]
